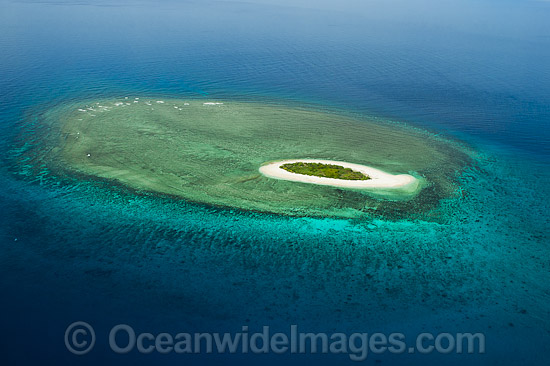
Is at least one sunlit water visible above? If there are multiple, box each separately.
[0,1,549,365]
[27,97,472,217]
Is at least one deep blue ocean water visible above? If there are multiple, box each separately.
[0,0,549,365]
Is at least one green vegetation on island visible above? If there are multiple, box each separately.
[280,162,370,180]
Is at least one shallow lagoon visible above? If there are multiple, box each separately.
[32,98,472,219]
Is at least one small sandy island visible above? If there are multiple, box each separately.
[259,159,419,191]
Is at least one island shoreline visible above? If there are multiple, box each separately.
[259,159,419,190]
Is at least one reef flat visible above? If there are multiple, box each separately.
[35,98,473,218]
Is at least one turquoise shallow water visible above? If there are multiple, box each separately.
[1,0,549,365]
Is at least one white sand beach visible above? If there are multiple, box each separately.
[259,159,419,190]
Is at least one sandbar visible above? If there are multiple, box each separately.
[260,159,419,190]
